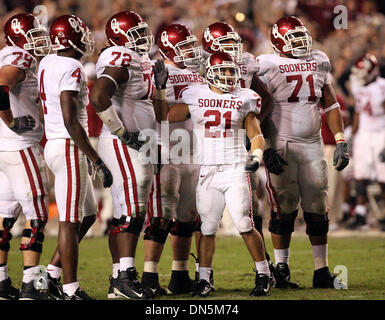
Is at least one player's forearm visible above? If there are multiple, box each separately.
[0,85,14,126]
[326,107,345,142]
[154,89,169,122]
[64,119,100,164]
[0,109,14,126]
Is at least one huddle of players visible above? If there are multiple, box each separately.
[0,10,350,300]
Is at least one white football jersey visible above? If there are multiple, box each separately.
[38,54,89,140]
[159,62,205,160]
[0,46,43,151]
[96,46,155,138]
[351,77,385,132]
[181,84,261,165]
[258,50,332,142]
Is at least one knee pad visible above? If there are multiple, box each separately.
[303,212,329,236]
[144,217,174,244]
[169,220,195,238]
[253,215,263,233]
[236,216,253,234]
[0,218,17,252]
[355,180,368,198]
[19,219,45,253]
[269,210,298,235]
[200,220,219,236]
[111,215,145,236]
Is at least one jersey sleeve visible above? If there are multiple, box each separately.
[0,47,35,71]
[58,62,85,92]
[95,46,133,78]
[256,55,270,88]
[244,52,260,75]
[243,89,261,115]
[314,50,332,86]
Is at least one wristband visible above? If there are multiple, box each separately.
[334,132,346,144]
[97,106,124,136]
[0,85,11,111]
[155,89,166,100]
[252,148,264,163]
[249,133,263,143]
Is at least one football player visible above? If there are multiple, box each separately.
[0,13,51,300]
[200,21,291,288]
[258,16,349,288]
[153,52,273,297]
[145,23,204,295]
[349,54,385,229]
[38,14,112,300]
[90,11,156,299]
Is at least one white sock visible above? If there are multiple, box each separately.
[312,244,328,270]
[354,205,367,217]
[112,263,120,279]
[63,281,79,296]
[46,264,62,280]
[0,265,8,282]
[120,257,135,272]
[23,266,40,284]
[143,261,158,273]
[199,267,211,282]
[274,248,290,264]
[255,260,270,276]
[172,260,189,271]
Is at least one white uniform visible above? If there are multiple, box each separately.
[96,46,155,219]
[351,77,385,182]
[239,51,260,89]
[0,46,48,222]
[257,50,334,215]
[180,84,261,235]
[38,54,93,223]
[149,63,204,223]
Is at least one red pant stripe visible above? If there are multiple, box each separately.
[122,144,139,215]
[65,139,73,222]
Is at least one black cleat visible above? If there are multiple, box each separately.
[192,279,211,297]
[0,278,19,300]
[64,287,95,300]
[107,275,120,299]
[250,273,272,297]
[114,267,152,299]
[273,263,300,289]
[313,267,338,289]
[47,274,64,300]
[167,270,193,294]
[19,281,51,300]
[141,272,167,297]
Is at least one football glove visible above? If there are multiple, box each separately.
[94,159,113,188]
[379,148,385,162]
[245,155,260,172]
[118,130,145,151]
[153,59,169,90]
[333,142,349,171]
[9,115,35,134]
[263,148,288,175]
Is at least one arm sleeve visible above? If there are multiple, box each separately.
[59,64,84,92]
[1,47,35,71]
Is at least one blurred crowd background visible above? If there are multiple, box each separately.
[1,0,385,235]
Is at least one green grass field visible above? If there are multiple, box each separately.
[6,234,385,300]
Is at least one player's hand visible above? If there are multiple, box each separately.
[9,115,35,134]
[118,130,145,151]
[245,155,260,172]
[333,142,349,171]
[153,59,168,90]
[379,148,385,162]
[94,158,113,188]
[263,148,288,175]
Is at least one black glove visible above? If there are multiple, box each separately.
[333,142,349,171]
[263,148,288,175]
[118,130,145,151]
[153,59,169,90]
[245,155,260,172]
[379,148,385,162]
[94,159,113,188]
[9,115,35,134]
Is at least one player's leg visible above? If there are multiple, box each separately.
[168,164,199,294]
[224,169,272,296]
[3,147,51,300]
[0,171,21,300]
[45,139,93,300]
[141,165,176,296]
[46,175,97,299]
[192,167,224,297]
[266,141,300,288]
[298,140,337,288]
